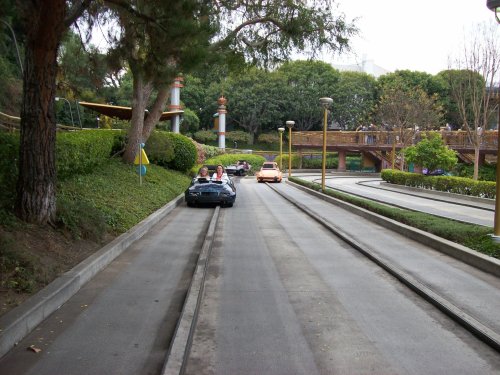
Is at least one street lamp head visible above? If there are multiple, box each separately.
[319,97,333,108]
[55,97,61,101]
[286,120,295,128]
[487,0,500,23]
[278,127,285,133]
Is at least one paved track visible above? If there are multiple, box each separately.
[182,178,500,374]
[0,208,213,375]
[2,176,500,375]
[296,173,494,226]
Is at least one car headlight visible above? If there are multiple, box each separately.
[188,191,200,196]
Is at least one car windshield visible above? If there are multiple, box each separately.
[262,163,275,169]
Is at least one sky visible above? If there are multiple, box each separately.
[326,0,496,75]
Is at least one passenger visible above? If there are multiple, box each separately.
[196,166,209,180]
[212,164,229,182]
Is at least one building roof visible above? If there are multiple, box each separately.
[78,101,183,121]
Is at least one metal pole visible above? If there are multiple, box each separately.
[0,19,23,76]
[319,97,333,192]
[288,126,292,177]
[494,96,500,236]
[321,106,327,192]
[75,100,82,128]
[56,97,75,126]
[280,132,283,170]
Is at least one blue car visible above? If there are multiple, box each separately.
[185,178,236,207]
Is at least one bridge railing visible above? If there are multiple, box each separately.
[293,130,498,150]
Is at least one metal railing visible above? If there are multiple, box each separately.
[293,130,498,151]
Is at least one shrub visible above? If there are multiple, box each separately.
[381,169,495,198]
[144,131,175,166]
[163,132,197,172]
[279,154,302,169]
[56,130,116,180]
[193,130,217,143]
[193,154,266,176]
[226,131,251,144]
[257,133,279,145]
[301,155,338,169]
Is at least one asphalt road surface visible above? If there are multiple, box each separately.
[1,177,499,374]
[296,174,493,227]
[183,178,500,374]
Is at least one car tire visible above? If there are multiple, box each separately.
[225,202,233,207]
[187,201,195,207]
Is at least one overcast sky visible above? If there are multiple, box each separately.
[327,0,496,75]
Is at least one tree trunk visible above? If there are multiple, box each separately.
[473,145,480,181]
[142,85,170,141]
[15,1,66,224]
[122,74,152,163]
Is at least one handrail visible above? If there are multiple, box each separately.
[293,130,498,151]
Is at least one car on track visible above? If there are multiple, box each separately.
[185,177,236,207]
[225,160,251,176]
[256,162,282,183]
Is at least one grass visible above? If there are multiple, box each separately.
[289,176,500,259]
[58,158,191,234]
[0,158,191,313]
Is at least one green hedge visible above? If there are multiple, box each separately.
[56,130,116,180]
[192,154,266,176]
[381,169,495,199]
[144,131,175,166]
[163,132,197,172]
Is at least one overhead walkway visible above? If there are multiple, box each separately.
[293,130,498,171]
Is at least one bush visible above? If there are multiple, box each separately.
[163,132,197,172]
[278,154,303,169]
[193,130,217,143]
[381,169,496,198]
[301,155,338,169]
[257,133,279,145]
[56,130,116,180]
[226,131,252,144]
[453,163,496,182]
[193,154,266,176]
[144,131,175,166]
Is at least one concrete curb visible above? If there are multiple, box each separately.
[0,194,186,359]
[273,181,500,352]
[286,180,500,278]
[161,206,220,375]
[379,182,495,207]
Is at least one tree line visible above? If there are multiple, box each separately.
[0,1,498,225]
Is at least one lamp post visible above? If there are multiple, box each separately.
[55,97,75,127]
[0,19,23,75]
[319,97,333,192]
[495,91,500,237]
[487,0,500,236]
[487,0,500,23]
[286,121,295,177]
[278,127,285,171]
